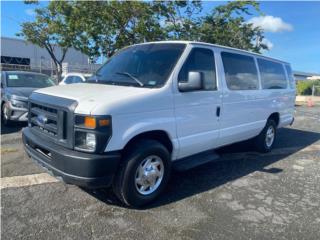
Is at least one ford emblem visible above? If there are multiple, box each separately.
[36,114,48,127]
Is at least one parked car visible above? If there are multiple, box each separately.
[1,71,56,126]
[22,41,296,207]
[59,73,91,85]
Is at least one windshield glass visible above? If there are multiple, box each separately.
[6,73,55,88]
[92,43,186,88]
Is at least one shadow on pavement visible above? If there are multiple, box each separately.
[1,122,27,135]
[83,127,320,209]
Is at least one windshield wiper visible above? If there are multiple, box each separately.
[115,72,144,87]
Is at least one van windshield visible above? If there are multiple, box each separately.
[91,43,186,88]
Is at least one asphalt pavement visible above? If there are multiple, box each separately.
[1,105,320,240]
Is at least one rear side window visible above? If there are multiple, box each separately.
[221,52,259,90]
[178,48,217,91]
[285,65,295,89]
[257,59,287,89]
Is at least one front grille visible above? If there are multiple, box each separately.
[28,93,78,149]
[29,102,66,139]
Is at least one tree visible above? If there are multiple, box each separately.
[166,1,268,53]
[68,0,201,59]
[199,1,268,52]
[19,0,268,73]
[18,1,74,81]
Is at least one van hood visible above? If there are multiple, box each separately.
[34,83,154,115]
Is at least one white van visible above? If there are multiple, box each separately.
[22,41,295,207]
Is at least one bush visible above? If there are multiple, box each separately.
[296,81,313,95]
[296,80,320,95]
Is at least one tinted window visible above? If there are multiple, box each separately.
[94,43,186,88]
[258,59,287,89]
[73,76,83,83]
[285,65,295,89]
[221,52,258,90]
[178,48,216,90]
[6,73,55,88]
[64,76,74,84]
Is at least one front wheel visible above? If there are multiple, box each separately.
[254,119,277,153]
[112,139,171,207]
[1,103,12,126]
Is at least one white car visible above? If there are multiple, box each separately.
[59,73,91,85]
[22,41,295,207]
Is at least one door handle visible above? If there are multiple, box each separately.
[216,106,221,117]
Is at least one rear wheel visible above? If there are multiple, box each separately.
[254,119,277,153]
[112,139,171,207]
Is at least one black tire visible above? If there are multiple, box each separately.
[112,139,171,208]
[254,119,277,153]
[1,102,11,126]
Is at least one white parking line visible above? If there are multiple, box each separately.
[0,173,59,190]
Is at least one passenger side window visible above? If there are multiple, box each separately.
[285,65,295,89]
[257,59,287,89]
[221,52,259,90]
[178,48,217,91]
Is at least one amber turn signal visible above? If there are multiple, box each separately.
[84,116,96,128]
[99,119,110,127]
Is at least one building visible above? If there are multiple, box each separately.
[0,37,92,75]
[293,71,320,81]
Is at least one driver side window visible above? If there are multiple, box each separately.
[178,48,217,91]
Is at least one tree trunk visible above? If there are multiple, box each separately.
[56,63,63,83]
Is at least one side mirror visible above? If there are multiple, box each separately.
[178,71,203,92]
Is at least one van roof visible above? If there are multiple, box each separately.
[133,40,290,65]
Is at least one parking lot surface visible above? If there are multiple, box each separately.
[1,105,320,240]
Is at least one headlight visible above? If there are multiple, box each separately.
[11,99,28,109]
[8,95,28,109]
[75,131,96,152]
[74,115,112,153]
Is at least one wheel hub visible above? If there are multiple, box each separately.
[135,155,164,195]
[265,126,275,147]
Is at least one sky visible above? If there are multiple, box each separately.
[1,1,320,73]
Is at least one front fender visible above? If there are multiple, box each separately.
[105,111,179,159]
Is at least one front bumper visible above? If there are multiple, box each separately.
[22,127,121,188]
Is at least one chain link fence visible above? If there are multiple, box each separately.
[1,57,101,82]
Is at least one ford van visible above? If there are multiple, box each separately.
[22,41,296,207]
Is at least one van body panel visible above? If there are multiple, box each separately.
[31,41,295,159]
[22,41,296,191]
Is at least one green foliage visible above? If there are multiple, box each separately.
[18,1,75,80]
[19,0,268,67]
[167,1,267,53]
[296,80,320,95]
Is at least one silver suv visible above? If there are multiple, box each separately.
[1,71,56,126]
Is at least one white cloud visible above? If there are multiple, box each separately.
[248,15,293,33]
[261,38,274,49]
[25,8,35,16]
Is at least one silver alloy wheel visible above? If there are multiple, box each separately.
[135,155,164,195]
[265,125,275,148]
